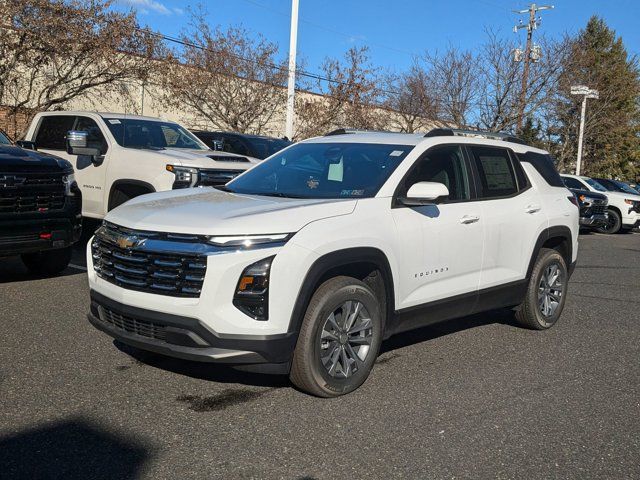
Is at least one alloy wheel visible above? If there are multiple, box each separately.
[537,263,564,323]
[319,300,373,379]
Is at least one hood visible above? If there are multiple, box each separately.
[105,188,357,235]
[127,147,259,170]
[603,190,640,202]
[0,145,72,173]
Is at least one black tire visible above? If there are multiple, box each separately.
[596,209,621,234]
[21,246,73,276]
[290,276,383,397]
[515,248,568,330]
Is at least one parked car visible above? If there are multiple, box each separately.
[21,112,258,220]
[192,130,292,161]
[561,174,640,234]
[1,129,82,274]
[593,177,640,195]
[567,188,608,230]
[86,128,578,397]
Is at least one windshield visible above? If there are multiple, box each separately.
[0,130,10,145]
[225,142,414,199]
[103,118,208,151]
[594,178,625,193]
[584,178,608,192]
[614,180,640,195]
[245,136,292,159]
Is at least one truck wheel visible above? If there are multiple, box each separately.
[290,276,383,397]
[596,209,621,234]
[21,247,73,276]
[515,248,568,330]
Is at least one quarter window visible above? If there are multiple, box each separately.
[402,145,471,201]
[34,115,76,150]
[470,146,518,198]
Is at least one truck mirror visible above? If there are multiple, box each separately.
[66,130,101,159]
[16,140,37,151]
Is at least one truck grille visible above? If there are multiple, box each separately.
[92,223,208,298]
[0,172,65,214]
[97,304,167,341]
[198,169,245,186]
[591,204,607,215]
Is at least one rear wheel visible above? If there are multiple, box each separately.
[596,208,621,234]
[21,246,72,276]
[515,248,568,330]
[290,276,383,397]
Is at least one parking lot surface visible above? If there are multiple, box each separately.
[1,232,639,479]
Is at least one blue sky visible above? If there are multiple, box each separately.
[114,0,640,74]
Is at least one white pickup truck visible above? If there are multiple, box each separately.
[22,112,258,219]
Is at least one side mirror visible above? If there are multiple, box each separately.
[400,181,449,206]
[66,130,101,160]
[16,140,37,151]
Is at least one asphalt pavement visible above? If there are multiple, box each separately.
[1,232,639,479]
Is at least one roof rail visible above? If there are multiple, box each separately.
[324,128,400,136]
[424,128,527,145]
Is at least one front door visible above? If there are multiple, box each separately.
[391,144,484,314]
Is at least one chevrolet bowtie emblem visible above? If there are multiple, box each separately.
[116,235,141,249]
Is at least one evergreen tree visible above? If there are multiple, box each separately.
[552,17,640,179]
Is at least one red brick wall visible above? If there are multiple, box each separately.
[0,106,36,140]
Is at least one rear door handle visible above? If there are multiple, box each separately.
[460,215,480,224]
[525,204,541,214]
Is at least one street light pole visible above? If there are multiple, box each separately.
[570,85,599,176]
[284,0,299,141]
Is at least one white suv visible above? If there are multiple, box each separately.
[86,128,579,397]
[561,174,640,234]
[22,112,258,219]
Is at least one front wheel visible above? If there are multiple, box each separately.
[290,276,383,397]
[515,248,568,330]
[21,246,73,276]
[596,209,621,234]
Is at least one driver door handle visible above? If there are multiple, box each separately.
[525,204,541,214]
[460,215,480,224]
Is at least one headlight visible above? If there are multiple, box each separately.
[62,173,76,195]
[233,256,274,320]
[624,199,635,205]
[208,233,292,248]
[166,165,199,189]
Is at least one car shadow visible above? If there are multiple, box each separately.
[0,417,152,480]
[115,309,517,389]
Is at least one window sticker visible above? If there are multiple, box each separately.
[390,150,404,157]
[328,159,343,181]
[340,189,365,196]
[108,119,121,124]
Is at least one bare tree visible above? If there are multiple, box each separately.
[160,17,288,135]
[294,46,387,139]
[0,0,163,137]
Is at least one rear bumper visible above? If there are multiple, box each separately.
[88,290,296,366]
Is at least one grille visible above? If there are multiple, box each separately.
[0,172,65,214]
[198,169,245,186]
[97,305,167,341]
[206,154,250,163]
[592,204,607,215]
[0,233,40,244]
[92,224,208,298]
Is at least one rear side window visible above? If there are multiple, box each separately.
[517,152,564,187]
[35,115,76,150]
[469,146,518,198]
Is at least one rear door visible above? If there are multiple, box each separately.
[468,145,546,288]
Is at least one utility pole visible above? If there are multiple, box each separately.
[284,0,299,141]
[570,85,599,176]
[513,3,554,133]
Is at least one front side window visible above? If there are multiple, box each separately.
[584,178,608,192]
[470,146,518,198]
[103,118,207,151]
[225,142,414,199]
[401,145,471,201]
[75,116,108,154]
[34,115,76,150]
[0,130,10,145]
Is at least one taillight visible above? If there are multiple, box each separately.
[567,195,579,207]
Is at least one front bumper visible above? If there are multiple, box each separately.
[88,290,297,366]
[0,213,81,256]
[579,213,608,227]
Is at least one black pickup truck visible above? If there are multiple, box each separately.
[0,130,82,274]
